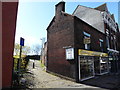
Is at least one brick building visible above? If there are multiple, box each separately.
[41,42,47,67]
[46,1,120,82]
[73,3,120,73]
[1,2,18,88]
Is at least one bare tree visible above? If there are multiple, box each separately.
[22,46,31,55]
[14,43,20,55]
[32,44,41,55]
[14,43,31,56]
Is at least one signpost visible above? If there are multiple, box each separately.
[18,37,24,84]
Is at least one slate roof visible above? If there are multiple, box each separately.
[94,3,108,12]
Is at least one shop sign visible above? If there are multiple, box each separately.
[84,38,90,44]
[66,48,74,60]
[109,58,113,60]
[78,49,108,57]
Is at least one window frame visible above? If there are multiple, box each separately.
[83,32,91,50]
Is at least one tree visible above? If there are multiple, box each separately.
[14,43,31,56]
[22,46,31,55]
[14,43,20,55]
[32,44,41,55]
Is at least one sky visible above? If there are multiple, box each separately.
[15,1,119,49]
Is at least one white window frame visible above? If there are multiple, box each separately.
[84,32,90,50]
[99,39,104,51]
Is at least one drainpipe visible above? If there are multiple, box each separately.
[75,48,79,83]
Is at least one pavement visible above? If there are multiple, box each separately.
[81,73,120,89]
[22,60,120,89]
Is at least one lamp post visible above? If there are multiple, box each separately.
[40,38,45,63]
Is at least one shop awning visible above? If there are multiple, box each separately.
[78,49,108,57]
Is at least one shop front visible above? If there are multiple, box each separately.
[107,49,119,73]
[94,57,109,75]
[78,49,108,81]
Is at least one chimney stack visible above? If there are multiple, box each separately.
[55,1,65,19]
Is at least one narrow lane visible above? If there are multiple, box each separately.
[23,60,107,89]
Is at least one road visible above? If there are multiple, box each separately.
[23,60,107,89]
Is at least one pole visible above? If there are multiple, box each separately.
[18,45,22,84]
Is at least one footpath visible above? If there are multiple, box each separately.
[23,60,120,89]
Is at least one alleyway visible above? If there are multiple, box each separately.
[23,60,107,89]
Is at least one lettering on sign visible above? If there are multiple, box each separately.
[66,48,74,60]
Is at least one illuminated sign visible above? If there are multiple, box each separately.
[78,49,108,57]
[66,48,74,60]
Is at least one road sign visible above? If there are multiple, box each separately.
[20,37,24,46]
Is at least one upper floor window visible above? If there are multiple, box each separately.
[113,35,117,50]
[83,32,90,50]
[99,39,104,52]
[106,29,110,48]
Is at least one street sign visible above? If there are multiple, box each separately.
[18,37,24,84]
[20,37,24,46]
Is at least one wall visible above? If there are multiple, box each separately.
[47,12,76,79]
[74,16,107,53]
[2,2,18,88]
[0,1,2,89]
[116,32,120,51]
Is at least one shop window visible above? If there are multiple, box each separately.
[79,56,94,80]
[100,57,108,74]
[83,32,90,50]
[99,39,104,52]
[94,57,108,75]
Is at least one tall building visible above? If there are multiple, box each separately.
[47,1,120,82]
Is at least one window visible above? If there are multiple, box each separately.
[106,36,110,48]
[113,35,116,50]
[99,39,104,52]
[111,35,116,50]
[83,32,90,50]
[79,56,94,80]
[106,29,110,48]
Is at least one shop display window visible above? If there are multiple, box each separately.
[79,56,94,80]
[94,57,109,75]
[100,57,108,73]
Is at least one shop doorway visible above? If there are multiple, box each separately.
[94,57,109,75]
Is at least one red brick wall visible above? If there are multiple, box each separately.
[74,17,107,52]
[47,13,76,79]
[2,2,18,88]
[47,2,107,80]
[116,32,120,51]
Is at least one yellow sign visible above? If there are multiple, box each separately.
[84,38,90,44]
[78,49,108,57]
